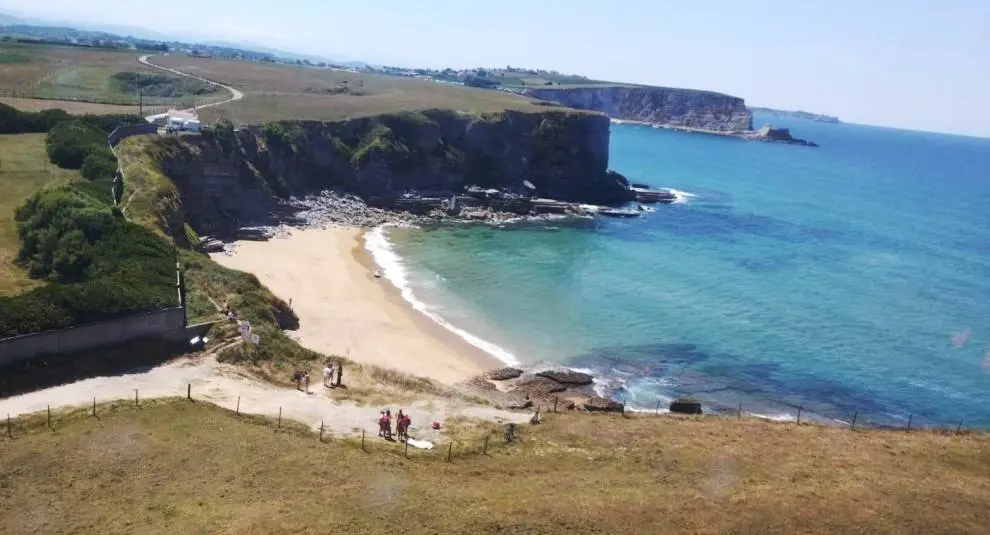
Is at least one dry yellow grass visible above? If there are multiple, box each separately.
[0,134,78,296]
[152,55,548,124]
[0,97,145,115]
[1,398,988,534]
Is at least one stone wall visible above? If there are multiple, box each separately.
[0,307,187,365]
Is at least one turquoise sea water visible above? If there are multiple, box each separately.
[370,115,990,427]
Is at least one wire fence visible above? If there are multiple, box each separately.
[4,384,981,463]
[1,384,520,463]
[523,393,981,435]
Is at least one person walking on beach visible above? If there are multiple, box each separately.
[303,372,311,393]
[323,363,334,388]
[378,411,387,437]
[292,370,303,391]
[384,410,393,439]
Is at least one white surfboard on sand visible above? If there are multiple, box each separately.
[406,439,433,449]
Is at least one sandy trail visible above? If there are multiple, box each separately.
[0,355,528,440]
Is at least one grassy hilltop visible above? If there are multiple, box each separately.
[2,399,989,534]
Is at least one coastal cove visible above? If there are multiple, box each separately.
[369,117,990,428]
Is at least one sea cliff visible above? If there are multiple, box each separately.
[521,86,753,133]
[127,109,632,239]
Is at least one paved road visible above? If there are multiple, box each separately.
[138,54,244,121]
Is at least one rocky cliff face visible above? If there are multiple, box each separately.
[522,86,753,132]
[150,109,631,237]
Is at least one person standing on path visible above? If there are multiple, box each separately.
[303,372,311,394]
[323,363,334,388]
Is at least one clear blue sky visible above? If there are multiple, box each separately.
[4,0,989,137]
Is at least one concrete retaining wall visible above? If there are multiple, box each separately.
[109,123,157,146]
[0,307,186,365]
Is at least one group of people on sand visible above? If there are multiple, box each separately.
[378,409,412,442]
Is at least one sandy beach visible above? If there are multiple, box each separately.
[210,227,503,385]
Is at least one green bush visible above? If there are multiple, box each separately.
[1,179,178,337]
[0,102,142,135]
[45,120,107,169]
[112,71,217,97]
[81,147,118,181]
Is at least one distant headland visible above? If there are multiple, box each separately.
[750,107,841,124]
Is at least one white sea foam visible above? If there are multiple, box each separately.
[364,225,522,366]
[666,188,696,204]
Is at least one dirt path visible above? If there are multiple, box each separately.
[0,356,529,440]
[137,54,244,121]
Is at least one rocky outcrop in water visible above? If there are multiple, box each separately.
[521,85,753,132]
[744,123,819,147]
[149,109,633,239]
[464,367,603,412]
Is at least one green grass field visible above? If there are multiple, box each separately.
[0,133,79,296]
[2,399,988,534]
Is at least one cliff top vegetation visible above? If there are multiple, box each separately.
[3,398,988,534]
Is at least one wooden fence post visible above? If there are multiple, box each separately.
[906,414,913,430]
[361,429,366,451]
[92,397,97,417]
[737,403,742,421]
[796,406,802,425]
[655,399,662,415]
[47,405,52,430]
[404,438,409,458]
[447,442,453,463]
[187,384,191,400]
[483,435,489,456]
[236,396,240,415]
[553,396,558,413]
[135,389,139,407]
[6,414,11,438]
[850,412,858,429]
[277,407,282,429]
[320,420,325,441]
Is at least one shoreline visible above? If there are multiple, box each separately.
[210,226,505,386]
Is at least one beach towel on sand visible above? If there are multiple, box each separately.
[406,439,433,449]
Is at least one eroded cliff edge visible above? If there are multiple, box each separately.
[522,86,753,133]
[123,109,632,240]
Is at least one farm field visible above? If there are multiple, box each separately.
[0,42,225,107]
[151,55,550,124]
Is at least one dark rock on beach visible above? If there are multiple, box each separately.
[514,376,568,397]
[669,397,703,415]
[485,367,524,381]
[584,396,624,413]
[535,369,594,386]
